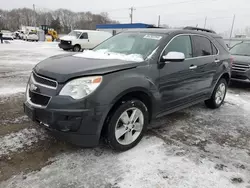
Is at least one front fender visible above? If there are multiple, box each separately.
[93,68,157,106]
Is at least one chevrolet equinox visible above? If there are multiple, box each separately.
[24,27,231,151]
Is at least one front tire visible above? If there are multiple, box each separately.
[106,99,149,151]
[73,45,81,52]
[205,78,227,109]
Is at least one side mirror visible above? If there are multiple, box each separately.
[162,52,185,62]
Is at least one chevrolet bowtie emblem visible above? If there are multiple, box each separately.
[30,84,38,91]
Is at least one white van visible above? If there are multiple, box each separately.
[59,30,112,52]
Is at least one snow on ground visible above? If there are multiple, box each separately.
[0,40,67,96]
[0,128,48,157]
[1,116,29,125]
[1,136,248,188]
[0,87,26,96]
[1,92,250,188]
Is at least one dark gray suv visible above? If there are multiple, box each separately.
[230,42,250,83]
[24,27,231,151]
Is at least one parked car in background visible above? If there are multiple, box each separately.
[14,30,25,39]
[2,30,14,40]
[24,31,39,42]
[230,42,250,83]
[224,38,250,49]
[59,30,112,52]
[24,27,231,151]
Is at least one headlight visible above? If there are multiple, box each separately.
[59,76,102,99]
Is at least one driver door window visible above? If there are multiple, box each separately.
[163,35,192,58]
[80,32,88,39]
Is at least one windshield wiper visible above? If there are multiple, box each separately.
[232,53,250,56]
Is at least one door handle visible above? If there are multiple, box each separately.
[189,65,197,70]
[214,59,220,63]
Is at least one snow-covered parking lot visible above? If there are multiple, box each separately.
[0,41,250,188]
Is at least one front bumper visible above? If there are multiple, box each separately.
[58,43,73,50]
[24,100,108,147]
[2,37,14,40]
[231,70,250,83]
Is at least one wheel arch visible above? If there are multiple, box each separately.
[100,88,154,138]
[220,72,230,84]
[210,72,230,97]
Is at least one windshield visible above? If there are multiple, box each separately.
[29,32,36,35]
[93,32,164,59]
[68,31,82,38]
[2,30,11,34]
[230,43,250,56]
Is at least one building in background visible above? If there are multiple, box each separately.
[96,23,158,35]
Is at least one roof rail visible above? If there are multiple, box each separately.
[183,26,216,34]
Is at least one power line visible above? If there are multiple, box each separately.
[87,0,215,13]
[135,0,213,9]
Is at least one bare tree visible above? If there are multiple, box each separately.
[0,8,118,33]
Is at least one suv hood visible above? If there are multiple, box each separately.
[34,53,140,83]
[232,55,250,64]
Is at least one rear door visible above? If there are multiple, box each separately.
[190,35,219,93]
[158,35,199,111]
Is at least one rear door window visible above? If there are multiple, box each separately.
[192,36,212,57]
[163,35,193,58]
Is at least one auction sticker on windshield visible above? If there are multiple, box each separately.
[143,35,162,40]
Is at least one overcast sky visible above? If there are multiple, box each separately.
[1,0,250,35]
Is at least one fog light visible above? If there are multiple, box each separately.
[57,116,82,132]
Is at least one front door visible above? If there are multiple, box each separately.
[158,35,199,112]
[77,32,89,49]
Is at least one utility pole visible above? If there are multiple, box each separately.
[158,15,161,27]
[204,16,207,28]
[229,14,236,46]
[33,4,37,27]
[129,7,135,24]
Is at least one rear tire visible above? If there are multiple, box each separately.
[205,78,227,109]
[73,45,81,52]
[105,99,149,151]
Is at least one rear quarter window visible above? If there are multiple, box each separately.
[211,42,218,55]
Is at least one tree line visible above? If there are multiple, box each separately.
[0,8,118,33]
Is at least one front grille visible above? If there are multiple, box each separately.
[29,90,50,106]
[232,63,250,72]
[32,72,57,88]
[60,40,71,45]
